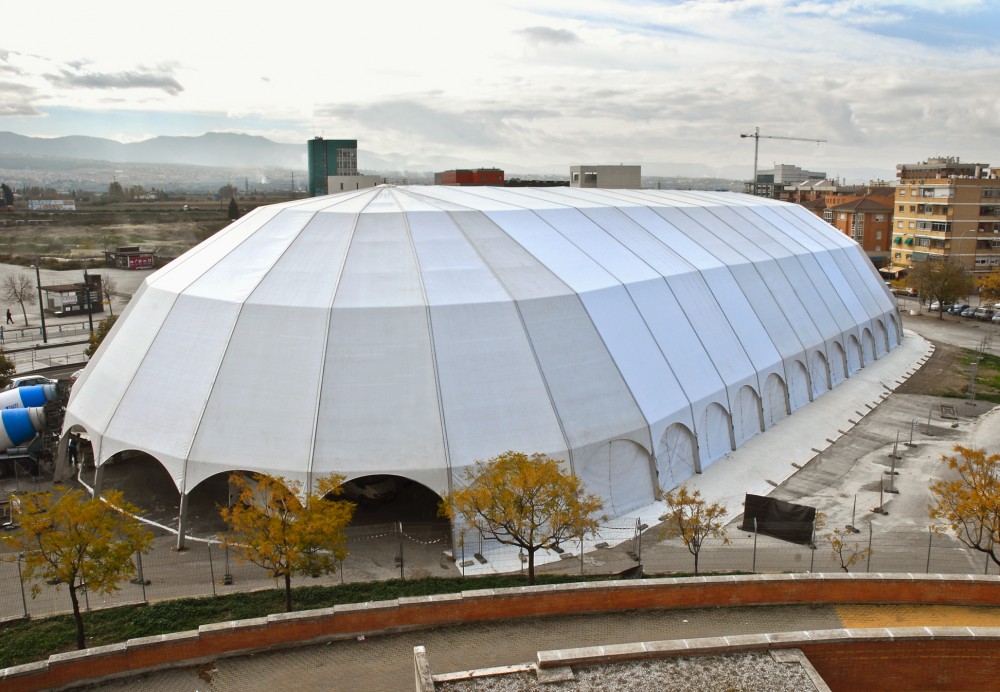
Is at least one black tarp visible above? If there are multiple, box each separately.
[740,493,816,545]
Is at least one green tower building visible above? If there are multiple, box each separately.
[307,138,358,197]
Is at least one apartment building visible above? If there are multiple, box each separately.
[827,197,894,266]
[890,157,1000,276]
[788,180,894,267]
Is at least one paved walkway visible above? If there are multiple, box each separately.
[86,603,1000,691]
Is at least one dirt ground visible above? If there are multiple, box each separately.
[895,338,1000,402]
[0,207,230,263]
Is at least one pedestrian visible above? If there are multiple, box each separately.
[4,309,11,324]
[68,434,78,466]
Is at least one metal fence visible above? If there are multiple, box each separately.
[0,520,453,621]
[1,319,91,373]
[2,520,995,623]
[8,346,88,373]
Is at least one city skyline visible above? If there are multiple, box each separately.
[1,1,997,181]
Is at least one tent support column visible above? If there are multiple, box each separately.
[53,434,71,483]
[93,464,105,497]
[176,494,189,551]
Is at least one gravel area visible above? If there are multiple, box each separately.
[437,652,819,691]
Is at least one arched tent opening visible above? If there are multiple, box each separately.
[830,341,848,387]
[875,319,890,355]
[787,360,812,411]
[732,385,764,448]
[846,335,863,375]
[578,440,657,517]
[657,422,699,490]
[698,402,734,470]
[335,474,447,527]
[887,314,901,347]
[763,372,790,427]
[93,450,182,530]
[861,327,877,365]
[53,425,93,484]
[809,351,831,398]
[874,321,888,357]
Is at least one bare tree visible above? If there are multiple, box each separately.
[101,275,118,316]
[2,273,37,326]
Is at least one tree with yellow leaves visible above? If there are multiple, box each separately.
[659,486,729,576]
[979,273,1000,306]
[220,473,355,612]
[827,526,872,573]
[440,451,605,585]
[2,488,154,649]
[929,446,1000,567]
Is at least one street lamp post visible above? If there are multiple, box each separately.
[82,263,94,334]
[34,258,47,344]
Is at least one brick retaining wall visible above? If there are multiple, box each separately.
[2,573,998,691]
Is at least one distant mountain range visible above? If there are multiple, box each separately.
[0,130,891,189]
[0,131,307,169]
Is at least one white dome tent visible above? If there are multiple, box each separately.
[62,186,900,547]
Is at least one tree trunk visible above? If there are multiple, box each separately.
[527,548,536,586]
[18,301,27,326]
[693,551,699,577]
[69,583,86,649]
[284,571,293,612]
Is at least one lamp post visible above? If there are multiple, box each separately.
[34,258,47,344]
[82,262,94,334]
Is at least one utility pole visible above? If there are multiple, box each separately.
[34,258,47,344]
[739,127,827,196]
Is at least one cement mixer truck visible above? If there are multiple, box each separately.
[0,384,58,475]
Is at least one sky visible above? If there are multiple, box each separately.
[1,0,998,180]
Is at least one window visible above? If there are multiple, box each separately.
[897,220,903,228]
[909,205,916,212]
[839,213,847,220]
[898,205,904,212]
[875,244,882,251]
[894,252,902,259]
[901,189,908,196]
[823,209,832,222]
[874,214,885,222]
[908,221,915,229]
[876,231,883,240]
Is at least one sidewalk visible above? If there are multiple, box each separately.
[0,261,147,374]
[91,602,1000,691]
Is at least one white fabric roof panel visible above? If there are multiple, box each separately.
[63,186,900,517]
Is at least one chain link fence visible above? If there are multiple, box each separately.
[1,519,996,622]
[0,520,453,621]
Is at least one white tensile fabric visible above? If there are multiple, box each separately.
[64,186,900,518]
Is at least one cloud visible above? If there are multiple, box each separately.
[317,99,551,149]
[44,68,183,96]
[518,26,581,45]
[0,81,42,117]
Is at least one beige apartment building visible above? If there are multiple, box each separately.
[570,165,641,189]
[890,157,1000,277]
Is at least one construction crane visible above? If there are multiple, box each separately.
[740,126,827,196]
